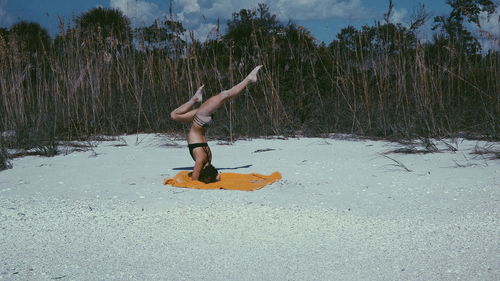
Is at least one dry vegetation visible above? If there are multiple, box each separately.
[0,3,499,169]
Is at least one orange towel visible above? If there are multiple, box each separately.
[163,171,282,191]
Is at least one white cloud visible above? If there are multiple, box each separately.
[110,0,165,26]
[107,0,369,42]
[478,10,500,51]
[389,8,408,25]
[170,0,368,42]
[192,23,218,41]
[463,10,500,52]
[195,0,259,19]
[177,0,367,21]
[479,10,500,37]
[274,0,367,21]
[177,0,201,14]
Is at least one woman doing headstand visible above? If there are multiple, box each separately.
[170,65,263,183]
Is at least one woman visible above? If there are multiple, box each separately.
[170,65,263,183]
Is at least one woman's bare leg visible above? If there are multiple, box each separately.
[170,85,204,122]
[196,66,262,116]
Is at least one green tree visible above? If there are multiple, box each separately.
[331,1,418,56]
[369,23,417,53]
[330,23,416,56]
[433,0,497,54]
[136,18,185,55]
[225,3,281,53]
[75,7,132,46]
[330,26,361,54]
[8,21,51,54]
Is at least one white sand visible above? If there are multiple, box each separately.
[0,134,498,280]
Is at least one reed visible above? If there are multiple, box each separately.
[0,15,498,160]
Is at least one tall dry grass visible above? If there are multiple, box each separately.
[0,23,498,161]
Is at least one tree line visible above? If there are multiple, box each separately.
[0,0,498,165]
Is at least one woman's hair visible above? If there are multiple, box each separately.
[198,164,218,183]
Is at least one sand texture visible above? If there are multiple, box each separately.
[1,134,498,280]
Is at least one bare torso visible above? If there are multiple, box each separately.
[188,125,207,144]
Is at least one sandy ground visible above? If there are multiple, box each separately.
[0,134,498,281]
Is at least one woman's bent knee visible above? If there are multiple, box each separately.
[170,111,179,121]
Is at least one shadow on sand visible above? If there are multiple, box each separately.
[172,164,253,171]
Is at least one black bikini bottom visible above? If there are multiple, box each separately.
[188,143,212,162]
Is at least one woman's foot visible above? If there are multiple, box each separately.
[246,65,263,83]
[191,85,204,103]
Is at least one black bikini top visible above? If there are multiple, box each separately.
[193,114,213,128]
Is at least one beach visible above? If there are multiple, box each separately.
[1,134,498,280]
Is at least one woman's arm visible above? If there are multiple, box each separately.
[191,147,208,181]
[191,159,205,181]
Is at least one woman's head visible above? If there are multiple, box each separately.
[198,164,219,183]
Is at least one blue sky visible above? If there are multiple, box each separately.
[0,0,498,46]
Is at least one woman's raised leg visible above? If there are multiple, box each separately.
[196,66,262,116]
[170,85,204,122]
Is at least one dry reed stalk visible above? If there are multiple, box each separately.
[1,17,499,152]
